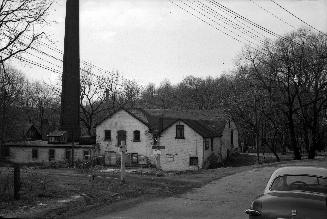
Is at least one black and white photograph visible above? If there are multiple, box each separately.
[0,0,327,218]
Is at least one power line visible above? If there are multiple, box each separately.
[249,0,296,29]
[207,0,280,38]
[270,0,326,35]
[206,0,273,40]
[170,0,266,55]
[196,0,266,44]
[185,0,263,46]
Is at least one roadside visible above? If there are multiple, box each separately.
[0,154,324,218]
[93,158,327,219]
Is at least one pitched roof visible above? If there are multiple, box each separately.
[96,108,229,138]
[130,108,228,138]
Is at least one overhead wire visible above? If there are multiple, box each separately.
[206,0,273,40]
[269,0,326,36]
[249,0,296,29]
[194,0,266,44]
[207,0,280,38]
[170,0,267,55]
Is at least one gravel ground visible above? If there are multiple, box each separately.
[93,159,327,219]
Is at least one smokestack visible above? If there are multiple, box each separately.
[60,0,80,142]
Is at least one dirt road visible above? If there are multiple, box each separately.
[96,160,327,219]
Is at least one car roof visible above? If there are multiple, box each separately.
[264,166,327,194]
[272,166,327,178]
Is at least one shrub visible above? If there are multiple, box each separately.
[206,153,220,169]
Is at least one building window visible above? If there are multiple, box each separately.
[104,130,111,141]
[231,129,234,145]
[133,130,140,142]
[32,149,38,159]
[176,125,184,139]
[189,157,198,166]
[204,138,210,150]
[49,149,55,161]
[65,149,71,161]
[83,150,90,160]
[131,153,138,164]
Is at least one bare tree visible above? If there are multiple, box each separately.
[0,64,25,153]
[0,0,54,63]
[80,67,118,136]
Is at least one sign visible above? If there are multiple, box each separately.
[166,154,174,162]
[119,146,127,153]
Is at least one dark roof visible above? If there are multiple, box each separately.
[97,108,229,138]
[143,109,227,137]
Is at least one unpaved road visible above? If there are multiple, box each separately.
[96,160,327,219]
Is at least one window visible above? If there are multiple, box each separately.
[231,129,234,145]
[49,149,55,161]
[65,149,71,160]
[176,125,184,139]
[133,130,140,142]
[131,153,138,164]
[104,130,111,140]
[32,149,38,159]
[204,138,210,150]
[189,157,198,166]
[83,150,90,160]
[270,175,327,194]
[211,138,213,151]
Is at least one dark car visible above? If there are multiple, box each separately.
[245,166,327,219]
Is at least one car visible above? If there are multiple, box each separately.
[245,166,327,219]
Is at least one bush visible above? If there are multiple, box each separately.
[206,153,220,169]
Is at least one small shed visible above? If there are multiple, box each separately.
[47,131,68,144]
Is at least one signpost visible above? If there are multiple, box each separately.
[120,140,126,183]
[152,145,165,169]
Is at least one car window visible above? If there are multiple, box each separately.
[270,175,327,194]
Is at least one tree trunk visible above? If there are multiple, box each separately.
[288,113,301,160]
[308,131,318,159]
[0,92,6,157]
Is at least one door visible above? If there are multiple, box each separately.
[117,130,127,146]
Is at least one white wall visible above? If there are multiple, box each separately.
[159,121,204,171]
[96,110,153,163]
[7,147,91,163]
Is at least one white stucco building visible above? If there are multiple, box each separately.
[96,108,239,171]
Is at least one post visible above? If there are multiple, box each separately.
[120,140,126,183]
[71,127,75,167]
[14,164,20,200]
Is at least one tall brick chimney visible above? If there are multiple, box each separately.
[60,0,80,142]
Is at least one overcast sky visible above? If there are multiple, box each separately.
[13,0,327,87]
